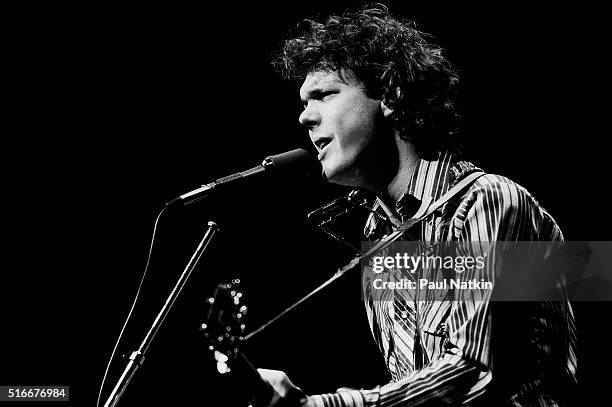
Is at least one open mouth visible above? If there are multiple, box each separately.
[314,138,332,152]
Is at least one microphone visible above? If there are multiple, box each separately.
[166,148,320,207]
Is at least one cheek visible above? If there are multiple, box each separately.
[335,102,380,150]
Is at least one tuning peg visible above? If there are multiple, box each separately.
[217,362,231,374]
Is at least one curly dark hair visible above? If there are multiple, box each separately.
[273,4,462,157]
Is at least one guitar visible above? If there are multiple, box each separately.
[201,279,273,406]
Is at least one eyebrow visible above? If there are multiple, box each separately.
[300,77,345,104]
[300,88,328,105]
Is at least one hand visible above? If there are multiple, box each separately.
[256,368,313,407]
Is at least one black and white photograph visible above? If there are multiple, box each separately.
[2,1,609,406]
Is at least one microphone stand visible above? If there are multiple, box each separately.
[103,221,220,407]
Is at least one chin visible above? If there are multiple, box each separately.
[323,165,360,187]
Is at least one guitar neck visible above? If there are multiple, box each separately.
[234,350,273,406]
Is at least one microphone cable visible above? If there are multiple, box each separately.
[96,204,168,407]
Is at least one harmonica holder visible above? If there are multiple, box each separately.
[307,189,388,255]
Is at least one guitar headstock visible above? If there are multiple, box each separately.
[201,279,247,375]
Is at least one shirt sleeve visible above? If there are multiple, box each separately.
[308,175,563,407]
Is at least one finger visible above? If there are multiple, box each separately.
[276,387,307,407]
[258,368,286,384]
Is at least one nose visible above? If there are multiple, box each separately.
[298,102,320,129]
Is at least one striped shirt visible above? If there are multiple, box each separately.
[311,152,577,407]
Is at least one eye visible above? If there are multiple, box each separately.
[301,90,338,108]
[320,91,337,101]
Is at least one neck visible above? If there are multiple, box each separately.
[369,135,420,214]
[343,131,419,217]
[387,144,419,202]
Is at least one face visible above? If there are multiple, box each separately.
[299,69,387,187]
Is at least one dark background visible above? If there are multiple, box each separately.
[2,1,609,406]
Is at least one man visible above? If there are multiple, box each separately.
[257,5,577,406]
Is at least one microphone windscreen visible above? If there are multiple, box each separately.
[265,148,322,177]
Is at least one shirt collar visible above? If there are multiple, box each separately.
[364,151,480,238]
[395,150,455,220]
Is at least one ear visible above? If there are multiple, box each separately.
[381,100,394,118]
[381,86,400,118]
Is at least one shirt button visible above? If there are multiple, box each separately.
[400,311,408,319]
